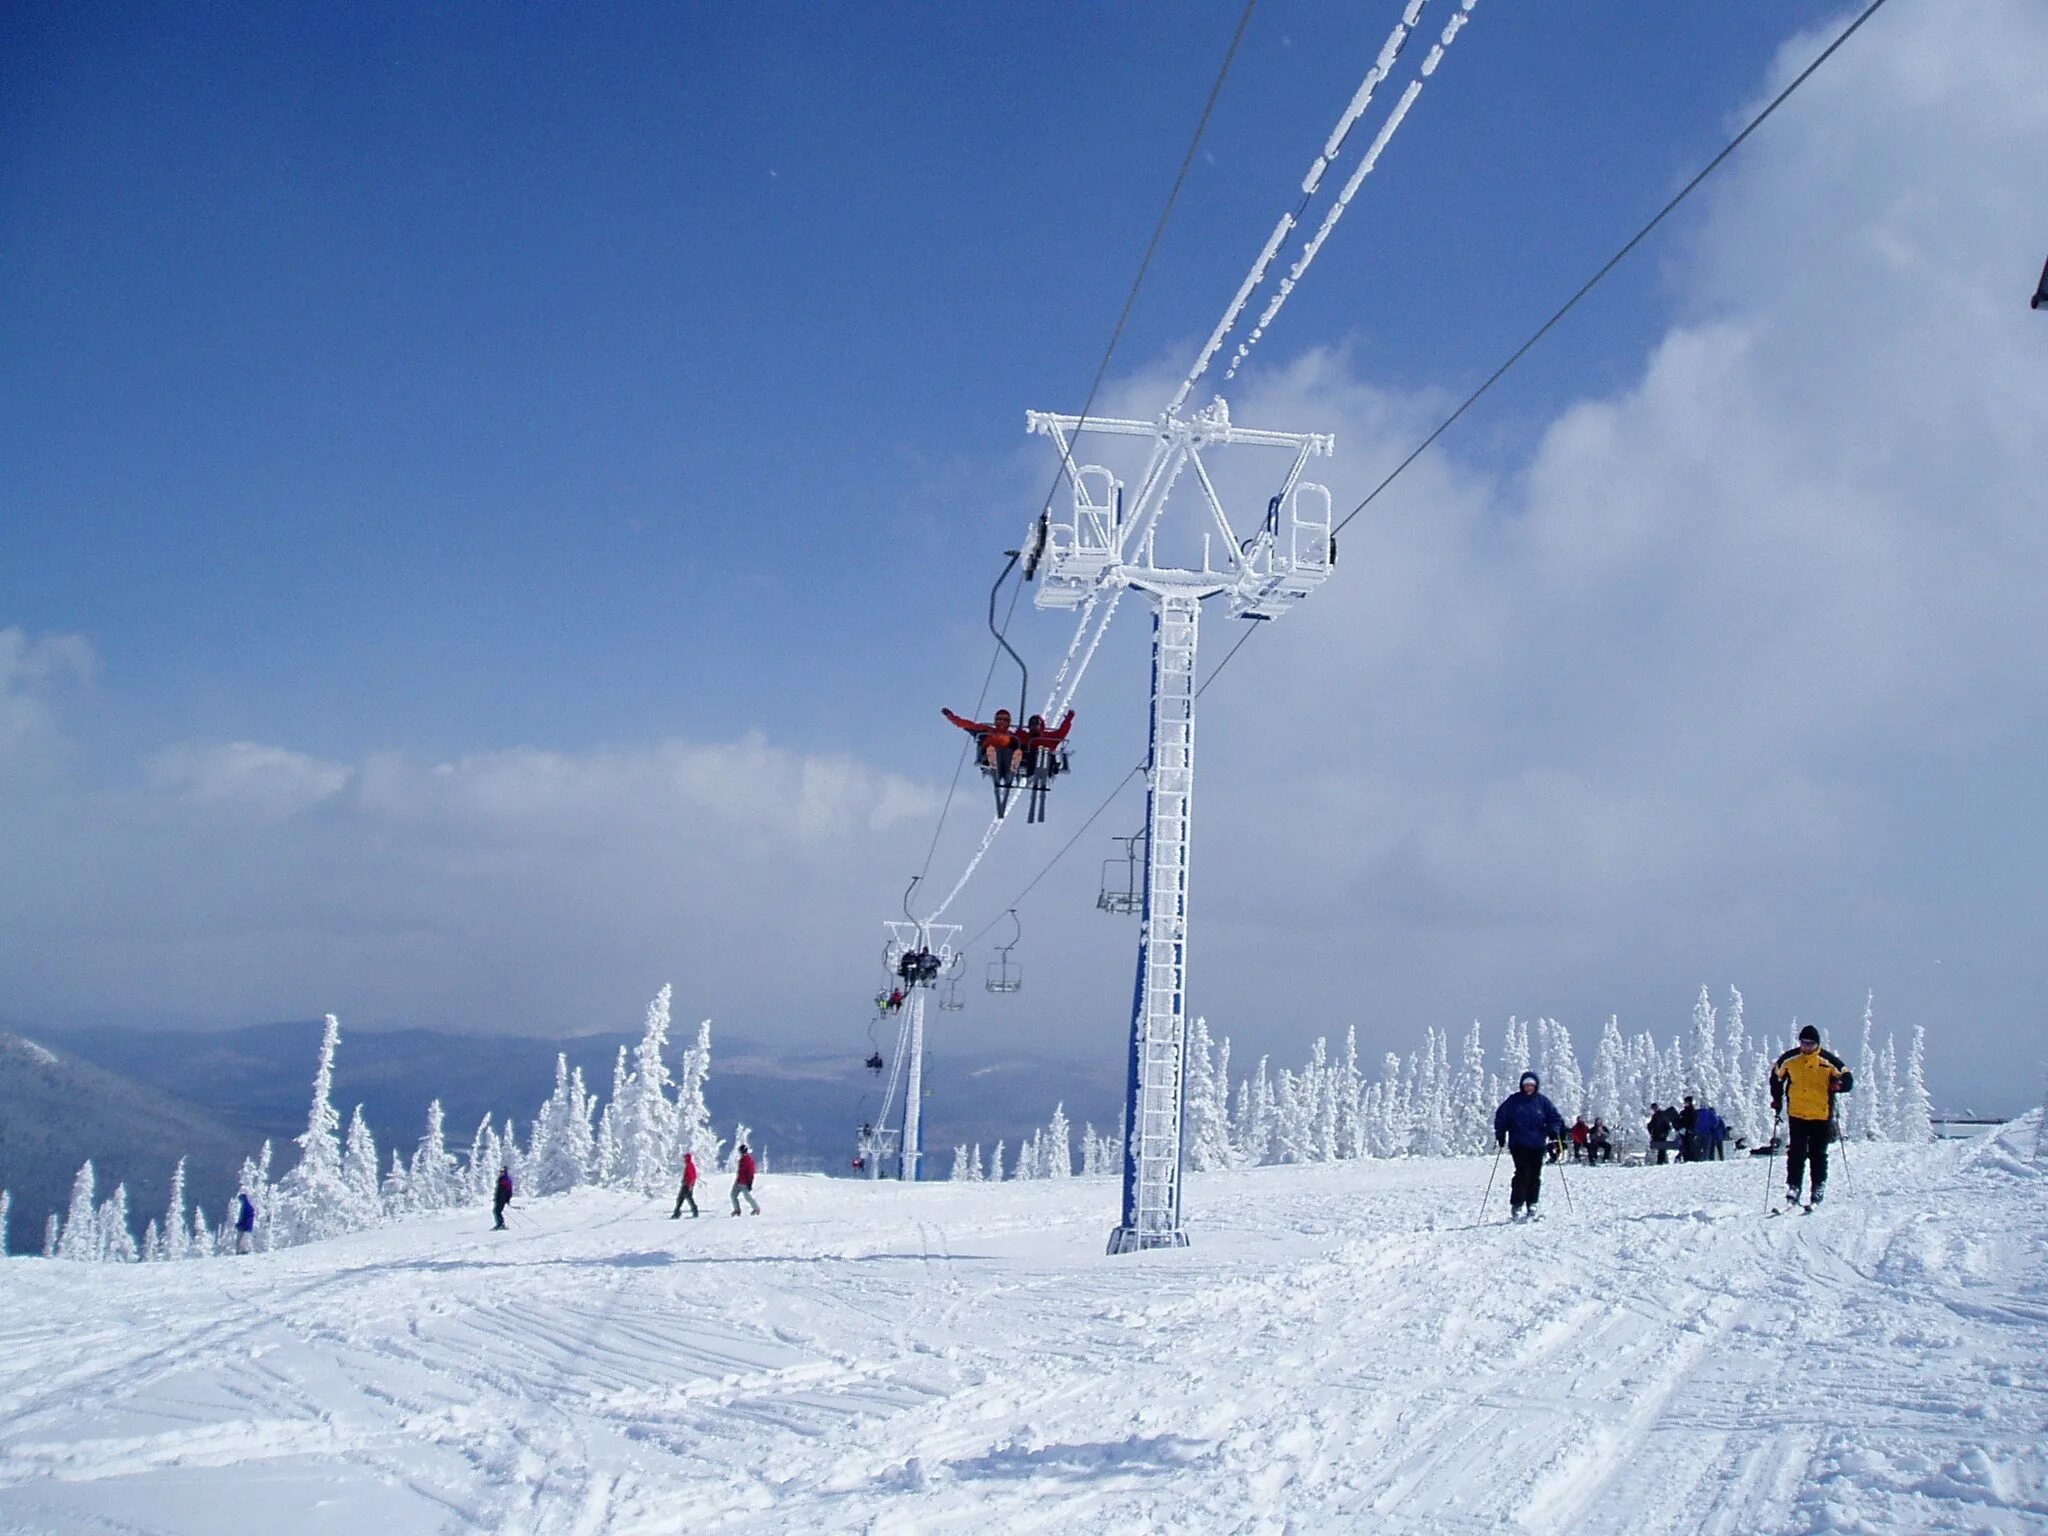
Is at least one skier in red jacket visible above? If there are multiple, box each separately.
[1019,710,1074,824]
[942,707,1024,814]
[671,1151,699,1219]
[730,1144,759,1216]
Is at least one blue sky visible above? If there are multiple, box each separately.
[7,2,2047,1112]
[9,1,1803,762]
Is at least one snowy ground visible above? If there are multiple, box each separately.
[2,1121,2043,1535]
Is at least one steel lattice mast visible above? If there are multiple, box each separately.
[1025,397,1334,1251]
[881,920,958,1181]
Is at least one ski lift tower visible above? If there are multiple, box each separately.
[1027,396,1335,1253]
[882,919,960,1181]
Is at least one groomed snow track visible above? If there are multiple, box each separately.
[2,1124,2043,1534]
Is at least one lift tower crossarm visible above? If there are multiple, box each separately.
[1024,396,1336,1253]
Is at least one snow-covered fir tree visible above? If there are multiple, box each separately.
[1183,1017,1233,1171]
[341,1106,383,1230]
[42,1213,60,1258]
[56,1161,97,1261]
[0,1189,9,1258]
[613,986,681,1194]
[1337,1027,1365,1159]
[528,1055,597,1196]
[142,1220,164,1263]
[98,1184,136,1262]
[1043,1103,1072,1178]
[188,1202,213,1260]
[675,1019,721,1168]
[273,1015,350,1247]
[989,1139,1005,1183]
[161,1158,189,1260]
[407,1101,463,1211]
[1902,1026,1936,1143]
[1875,1036,1901,1141]
[1013,1131,1039,1180]
[1855,994,1878,1142]
[1689,987,1723,1117]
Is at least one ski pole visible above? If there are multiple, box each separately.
[1764,1112,1782,1213]
[1479,1143,1503,1220]
[1832,1120,1852,1196]
[1552,1151,1573,1214]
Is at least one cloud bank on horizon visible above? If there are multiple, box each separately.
[4,2,2045,1108]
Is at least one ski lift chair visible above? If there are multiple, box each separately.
[985,909,1024,993]
[865,1052,885,1074]
[2033,254,2048,311]
[1096,829,1143,915]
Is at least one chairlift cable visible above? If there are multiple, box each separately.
[953,0,1895,942]
[908,0,1258,894]
[1192,0,1897,708]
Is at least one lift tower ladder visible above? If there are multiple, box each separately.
[1025,396,1334,1253]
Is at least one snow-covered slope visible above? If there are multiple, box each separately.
[2,1123,2042,1534]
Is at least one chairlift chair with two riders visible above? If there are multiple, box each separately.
[940,543,1074,825]
[986,908,1024,994]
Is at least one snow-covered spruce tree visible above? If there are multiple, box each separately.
[609,986,681,1194]
[951,1145,970,1180]
[187,1203,212,1260]
[142,1220,163,1262]
[674,1019,720,1168]
[1338,1027,1366,1159]
[1501,1017,1530,1082]
[1588,1016,1624,1130]
[1542,1019,1586,1124]
[469,1116,502,1201]
[1457,1020,1490,1154]
[0,1189,9,1258]
[160,1158,188,1260]
[381,1149,410,1214]
[272,1014,350,1247]
[528,1054,596,1196]
[98,1184,137,1262]
[1855,995,1878,1141]
[1183,1017,1231,1172]
[970,1142,987,1181]
[1902,1026,1936,1143]
[406,1101,462,1211]
[341,1106,383,1229]
[1309,1038,1340,1162]
[1044,1102,1073,1178]
[1876,1036,1901,1141]
[56,1161,97,1261]
[1272,1068,1309,1164]
[989,1139,1006,1182]
[1688,988,1723,1115]
[43,1214,60,1258]
[1721,987,1760,1143]
[1235,1057,1274,1165]
[1013,1131,1039,1180]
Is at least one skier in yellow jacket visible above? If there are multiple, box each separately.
[1770,1023,1855,1210]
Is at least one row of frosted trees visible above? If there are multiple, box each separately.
[957,987,1938,1180]
[15,985,748,1262]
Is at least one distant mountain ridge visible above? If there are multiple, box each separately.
[0,1029,262,1256]
[10,1019,1122,1251]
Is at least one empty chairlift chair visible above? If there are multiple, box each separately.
[985,909,1024,994]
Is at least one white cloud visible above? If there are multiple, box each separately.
[0,628,94,769]
[149,742,353,821]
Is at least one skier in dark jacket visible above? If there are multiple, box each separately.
[1494,1072,1567,1221]
[1647,1103,1676,1164]
[1771,1024,1853,1209]
[493,1167,514,1230]
[234,1191,256,1254]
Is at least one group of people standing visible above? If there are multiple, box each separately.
[1492,1022,1855,1219]
[1645,1096,1731,1164]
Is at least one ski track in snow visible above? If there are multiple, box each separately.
[2,1123,2043,1534]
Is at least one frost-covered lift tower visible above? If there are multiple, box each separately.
[879,919,959,1181]
[1027,397,1334,1251]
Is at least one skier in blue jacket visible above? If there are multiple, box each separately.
[1494,1072,1567,1221]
